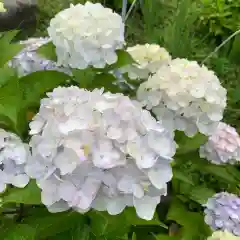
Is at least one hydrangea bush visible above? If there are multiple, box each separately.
[0,1,240,239]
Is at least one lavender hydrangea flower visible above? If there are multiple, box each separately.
[9,37,71,76]
[25,86,176,220]
[200,122,240,165]
[204,192,240,236]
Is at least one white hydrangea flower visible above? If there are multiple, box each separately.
[200,122,240,165]
[9,37,71,77]
[121,44,171,80]
[26,86,176,220]
[0,129,30,192]
[208,230,240,240]
[137,58,227,136]
[47,2,125,69]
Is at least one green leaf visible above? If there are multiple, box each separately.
[226,166,240,182]
[49,224,91,240]
[176,179,215,205]
[152,235,179,240]
[91,73,119,93]
[172,168,194,185]
[19,70,70,108]
[175,132,207,155]
[124,208,167,228]
[0,78,22,131]
[23,211,86,239]
[0,66,16,87]
[0,209,87,240]
[3,180,41,204]
[188,186,215,204]
[72,68,96,88]
[88,210,130,238]
[203,164,238,184]
[0,31,24,67]
[132,233,137,240]
[2,224,36,240]
[37,41,57,62]
[107,50,135,70]
[230,86,240,103]
[0,30,19,43]
[167,199,211,239]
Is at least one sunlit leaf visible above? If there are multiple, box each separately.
[176,132,207,155]
[19,70,70,108]
[107,50,135,70]
[0,78,22,131]
[37,41,57,62]
[0,30,24,67]
[0,66,16,87]
[72,68,96,88]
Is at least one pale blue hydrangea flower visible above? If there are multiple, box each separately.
[0,129,30,192]
[9,37,71,76]
[25,86,176,220]
[204,192,240,236]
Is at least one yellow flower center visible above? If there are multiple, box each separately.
[83,145,90,157]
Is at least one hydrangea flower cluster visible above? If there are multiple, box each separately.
[9,37,71,77]
[47,2,125,69]
[121,44,171,80]
[204,192,240,236]
[137,58,227,136]
[208,230,240,240]
[0,129,30,193]
[200,122,240,165]
[25,86,176,220]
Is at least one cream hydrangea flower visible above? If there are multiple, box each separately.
[9,37,71,76]
[0,129,30,192]
[200,122,240,164]
[208,230,240,240]
[47,2,125,69]
[25,86,176,220]
[137,58,227,136]
[121,44,171,80]
[0,2,6,13]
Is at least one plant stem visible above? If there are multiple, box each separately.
[121,0,128,20]
[124,0,138,22]
[16,203,24,222]
[201,29,240,64]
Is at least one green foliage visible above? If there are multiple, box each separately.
[198,0,240,37]
[167,199,211,239]
[0,31,24,67]
[107,50,136,70]
[1,210,87,239]
[3,181,41,205]
[175,132,208,155]
[37,41,57,62]
[160,0,200,58]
